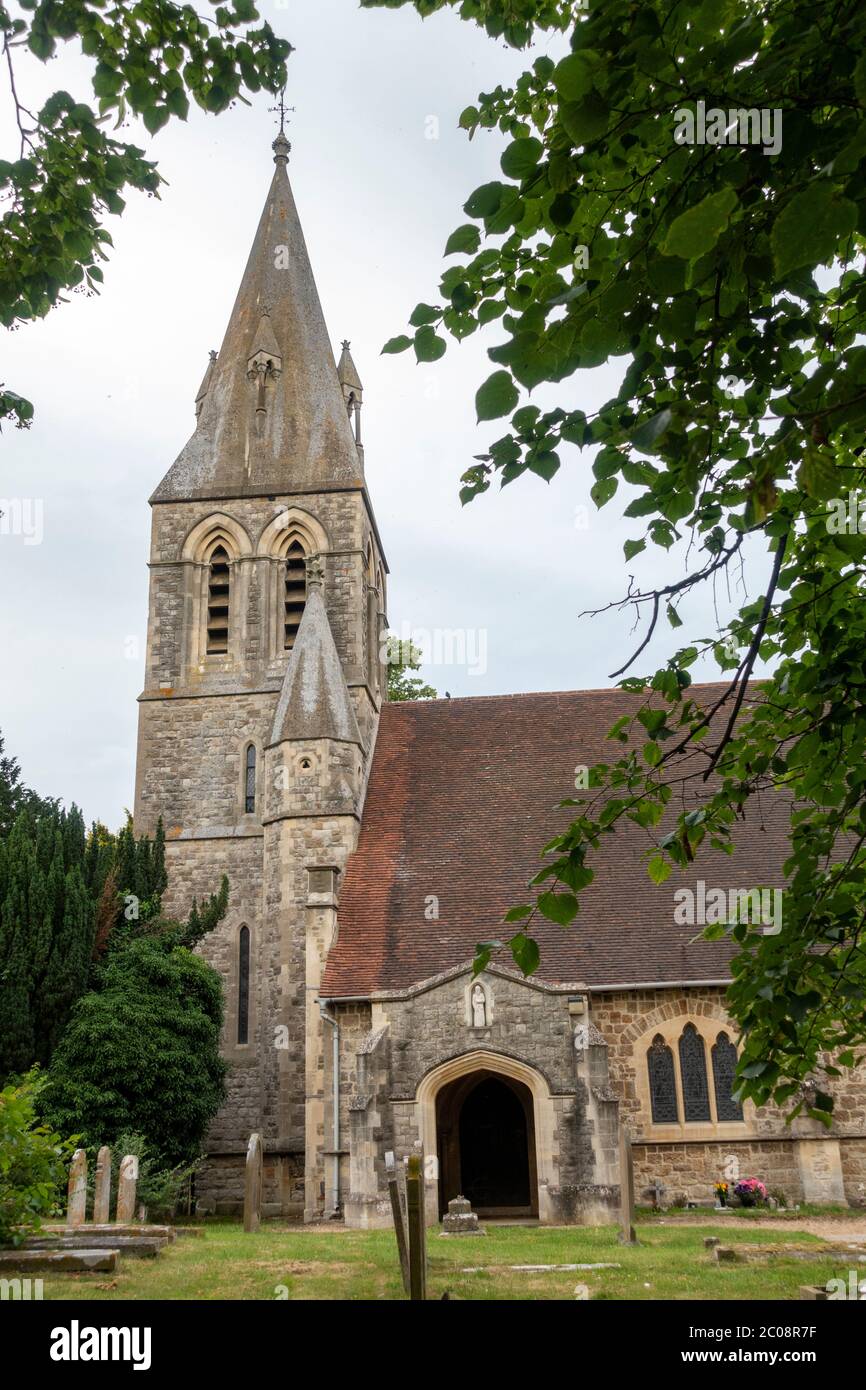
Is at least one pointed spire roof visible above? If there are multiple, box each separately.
[270,584,362,747]
[153,134,363,502]
[337,340,363,395]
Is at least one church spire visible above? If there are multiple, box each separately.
[152,127,363,503]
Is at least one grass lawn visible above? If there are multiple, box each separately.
[40,1218,860,1301]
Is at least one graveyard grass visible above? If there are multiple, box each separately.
[40,1219,856,1301]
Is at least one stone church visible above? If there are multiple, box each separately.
[134,131,866,1225]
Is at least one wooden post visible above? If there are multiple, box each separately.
[406,1152,427,1301]
[385,1152,410,1296]
[618,1122,637,1245]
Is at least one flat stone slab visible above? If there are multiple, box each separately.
[24,1235,166,1259]
[460,1262,622,1274]
[46,1223,176,1241]
[0,1249,118,1274]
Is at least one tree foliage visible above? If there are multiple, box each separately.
[41,900,228,1166]
[0,730,174,1079]
[1,0,290,428]
[0,1069,75,1246]
[370,0,866,1118]
[387,637,438,702]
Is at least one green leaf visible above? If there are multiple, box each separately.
[661,188,738,260]
[537,891,579,925]
[409,303,440,327]
[464,182,504,219]
[648,855,671,885]
[414,326,447,363]
[771,183,858,278]
[503,904,532,922]
[631,408,672,454]
[559,95,608,147]
[476,370,519,422]
[444,224,481,256]
[624,538,646,561]
[381,335,412,355]
[501,137,543,180]
[553,51,601,102]
[509,931,541,976]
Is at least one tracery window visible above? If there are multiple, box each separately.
[712,1031,744,1121]
[647,1035,678,1123]
[678,1023,711,1122]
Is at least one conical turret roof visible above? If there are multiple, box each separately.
[270,585,362,747]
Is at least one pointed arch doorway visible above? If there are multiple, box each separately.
[435,1068,538,1219]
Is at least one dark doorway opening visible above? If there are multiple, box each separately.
[435,1069,538,1219]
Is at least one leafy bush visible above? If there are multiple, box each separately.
[41,935,227,1167]
[0,1070,75,1247]
[107,1132,199,1223]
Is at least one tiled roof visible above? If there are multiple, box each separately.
[321,685,789,997]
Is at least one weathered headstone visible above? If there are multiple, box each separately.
[704,1236,721,1249]
[93,1146,112,1225]
[244,1131,263,1233]
[643,1179,668,1211]
[715,1246,739,1263]
[406,1151,427,1301]
[618,1123,637,1245]
[442,1195,481,1235]
[116,1154,139,1224]
[385,1151,410,1294]
[66,1149,87,1227]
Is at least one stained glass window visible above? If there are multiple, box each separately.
[678,1023,711,1122]
[648,1034,678,1123]
[237,926,250,1045]
[712,1031,744,1121]
[245,744,256,814]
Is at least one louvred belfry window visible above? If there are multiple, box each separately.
[647,1034,678,1123]
[206,545,231,654]
[678,1023,711,1122]
[284,541,306,649]
[712,1031,744,1121]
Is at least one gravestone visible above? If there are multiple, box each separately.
[116,1154,139,1224]
[66,1149,87,1227]
[442,1195,482,1235]
[643,1179,668,1211]
[244,1132,263,1233]
[618,1123,637,1245]
[93,1146,112,1225]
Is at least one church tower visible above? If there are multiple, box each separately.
[134,127,388,1216]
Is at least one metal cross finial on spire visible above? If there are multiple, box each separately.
[270,88,294,165]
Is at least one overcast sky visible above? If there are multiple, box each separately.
[0,1,769,828]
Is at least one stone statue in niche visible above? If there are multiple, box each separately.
[471,983,487,1028]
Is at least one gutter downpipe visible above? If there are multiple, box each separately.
[319,1000,341,1218]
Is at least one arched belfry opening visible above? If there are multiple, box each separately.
[435,1068,538,1219]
